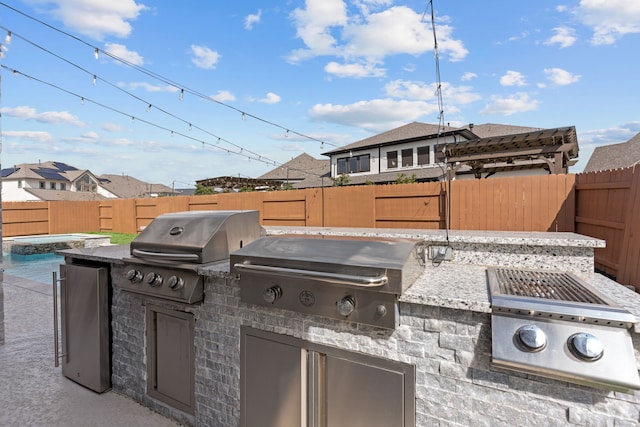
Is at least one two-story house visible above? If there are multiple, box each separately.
[318,122,579,185]
[1,161,176,201]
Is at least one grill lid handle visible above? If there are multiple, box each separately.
[132,249,200,262]
[233,263,388,288]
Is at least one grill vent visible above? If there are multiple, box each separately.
[493,268,608,305]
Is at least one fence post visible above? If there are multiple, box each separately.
[618,165,640,289]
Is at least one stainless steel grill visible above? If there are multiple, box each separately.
[231,236,425,329]
[117,210,264,304]
[490,268,608,304]
[488,267,640,392]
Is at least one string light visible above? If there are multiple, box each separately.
[92,74,96,85]
[93,47,99,59]
[5,31,11,44]
[179,88,184,101]
[146,104,152,112]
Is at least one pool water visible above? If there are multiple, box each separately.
[2,252,64,284]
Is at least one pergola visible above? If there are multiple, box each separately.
[445,126,579,178]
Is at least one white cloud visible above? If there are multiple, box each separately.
[574,0,640,45]
[545,27,577,48]
[544,68,581,85]
[104,43,144,65]
[102,122,123,132]
[461,72,477,81]
[2,130,54,142]
[309,98,439,132]
[190,45,220,69]
[245,10,262,30]
[210,90,236,102]
[119,81,179,92]
[1,106,84,126]
[384,80,481,106]
[324,61,386,78]
[288,2,467,65]
[259,93,281,104]
[32,0,147,40]
[81,131,99,140]
[500,70,527,87]
[480,92,540,116]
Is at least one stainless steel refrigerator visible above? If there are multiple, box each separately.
[57,263,111,393]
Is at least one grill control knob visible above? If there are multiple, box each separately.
[263,286,282,304]
[125,269,142,283]
[516,325,547,352]
[336,295,356,317]
[167,276,184,291]
[568,332,604,361]
[145,272,163,288]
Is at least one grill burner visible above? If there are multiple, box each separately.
[488,267,640,392]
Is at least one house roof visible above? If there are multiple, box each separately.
[461,123,542,138]
[24,188,109,201]
[321,122,472,156]
[98,174,175,198]
[583,132,640,172]
[1,161,82,181]
[257,153,329,181]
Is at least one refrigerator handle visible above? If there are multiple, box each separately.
[53,271,66,367]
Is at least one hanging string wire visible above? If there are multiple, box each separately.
[1,64,325,181]
[0,25,274,163]
[0,1,338,149]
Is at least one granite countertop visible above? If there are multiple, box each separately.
[264,227,606,248]
[57,244,130,263]
[401,262,640,332]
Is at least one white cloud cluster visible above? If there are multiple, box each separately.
[245,10,262,30]
[480,93,540,116]
[545,27,577,48]
[1,106,84,126]
[33,0,147,40]
[544,68,581,86]
[288,0,467,78]
[190,45,220,69]
[105,43,144,65]
[574,0,640,45]
[259,93,282,104]
[500,71,527,87]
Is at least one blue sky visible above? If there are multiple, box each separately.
[0,0,639,188]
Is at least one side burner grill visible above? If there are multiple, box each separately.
[492,268,608,304]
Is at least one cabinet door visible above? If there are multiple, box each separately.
[60,264,110,393]
[242,332,305,427]
[324,354,411,427]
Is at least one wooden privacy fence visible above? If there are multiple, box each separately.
[2,174,576,236]
[575,165,640,290]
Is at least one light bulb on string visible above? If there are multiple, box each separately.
[188,123,192,131]
[285,130,289,138]
[146,104,152,112]
[80,97,85,105]
[5,31,11,44]
[94,48,99,60]
[241,112,246,121]
[92,75,97,85]
[179,89,184,101]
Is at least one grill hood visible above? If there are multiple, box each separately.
[131,210,264,264]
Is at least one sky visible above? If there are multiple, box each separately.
[0,0,639,189]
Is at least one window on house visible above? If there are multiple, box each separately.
[402,148,413,167]
[60,183,66,191]
[50,182,56,190]
[418,146,430,165]
[77,174,97,192]
[337,158,348,175]
[387,151,398,169]
[337,154,371,174]
[434,145,446,163]
[39,181,45,189]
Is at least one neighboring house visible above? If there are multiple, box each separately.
[257,153,330,188]
[313,122,579,186]
[583,132,640,172]
[1,161,175,201]
[98,174,176,198]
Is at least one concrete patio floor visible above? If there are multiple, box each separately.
[0,273,181,427]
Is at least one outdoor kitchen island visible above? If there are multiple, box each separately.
[58,227,640,427]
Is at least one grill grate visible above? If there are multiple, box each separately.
[493,268,608,305]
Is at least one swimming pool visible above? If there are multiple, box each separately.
[2,252,64,284]
[3,233,111,255]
